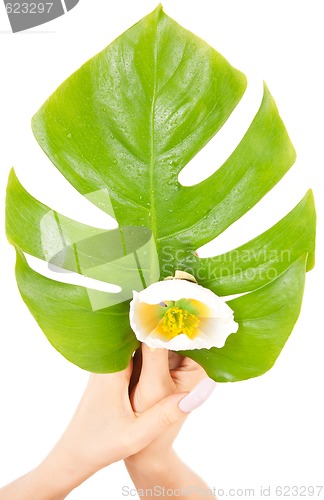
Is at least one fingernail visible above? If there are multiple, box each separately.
[178,378,216,413]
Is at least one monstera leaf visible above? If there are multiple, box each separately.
[6,5,316,381]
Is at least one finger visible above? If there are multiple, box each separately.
[168,355,207,392]
[140,343,171,384]
[89,359,133,395]
[178,378,216,412]
[128,392,187,454]
[129,378,216,454]
[123,358,133,382]
[168,351,183,370]
[98,361,134,410]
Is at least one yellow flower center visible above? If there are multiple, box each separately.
[161,306,199,340]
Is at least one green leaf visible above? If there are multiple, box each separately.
[31,4,248,243]
[182,256,307,382]
[195,190,316,295]
[6,169,160,296]
[6,168,108,261]
[6,5,316,380]
[15,248,139,372]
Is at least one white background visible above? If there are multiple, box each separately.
[0,1,323,498]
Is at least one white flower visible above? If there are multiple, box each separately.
[129,272,238,351]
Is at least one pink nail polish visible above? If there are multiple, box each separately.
[178,378,216,413]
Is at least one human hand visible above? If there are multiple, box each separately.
[54,363,191,471]
[126,345,216,471]
[131,344,211,411]
[0,362,189,500]
[0,348,216,500]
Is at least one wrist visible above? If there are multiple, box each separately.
[32,439,97,499]
[125,448,178,475]
[0,463,77,500]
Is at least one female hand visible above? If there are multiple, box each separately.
[126,345,216,470]
[0,362,189,500]
[131,344,210,412]
[52,362,190,474]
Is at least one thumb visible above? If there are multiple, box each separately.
[129,392,187,454]
[129,378,216,454]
